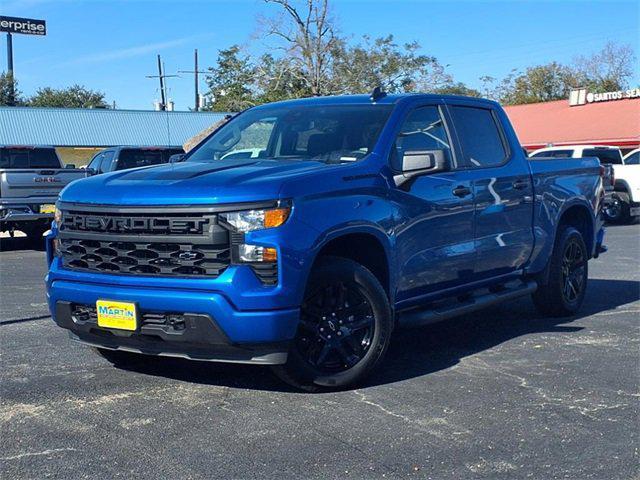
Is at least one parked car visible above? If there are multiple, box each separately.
[530,145,639,224]
[0,145,91,241]
[46,93,606,390]
[86,146,185,174]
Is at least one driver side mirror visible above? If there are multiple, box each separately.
[169,153,186,163]
[394,149,449,187]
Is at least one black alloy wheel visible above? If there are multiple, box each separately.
[272,256,393,391]
[561,237,587,304]
[296,281,375,373]
[532,225,588,317]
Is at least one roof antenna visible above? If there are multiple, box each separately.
[370,86,387,102]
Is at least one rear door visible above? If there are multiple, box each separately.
[446,102,534,280]
[394,103,477,303]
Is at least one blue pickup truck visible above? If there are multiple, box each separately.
[46,93,606,390]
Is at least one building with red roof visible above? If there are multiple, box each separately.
[504,92,639,154]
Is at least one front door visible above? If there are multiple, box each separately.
[393,105,476,305]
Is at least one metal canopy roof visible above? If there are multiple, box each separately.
[0,106,230,147]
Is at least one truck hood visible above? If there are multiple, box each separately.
[59,159,333,206]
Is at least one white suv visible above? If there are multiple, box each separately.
[530,145,640,224]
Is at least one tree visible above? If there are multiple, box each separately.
[28,84,108,108]
[573,42,636,93]
[332,35,438,94]
[432,82,481,97]
[0,72,24,106]
[254,53,311,103]
[504,62,579,104]
[261,0,340,96]
[204,45,257,111]
[480,42,636,105]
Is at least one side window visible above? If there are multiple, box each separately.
[100,151,115,172]
[625,151,639,165]
[87,153,103,172]
[392,106,452,171]
[449,106,507,168]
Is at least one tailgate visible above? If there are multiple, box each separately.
[0,169,87,199]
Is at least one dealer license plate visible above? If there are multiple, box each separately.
[96,300,138,331]
[40,204,56,214]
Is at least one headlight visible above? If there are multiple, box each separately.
[54,206,62,225]
[221,203,291,232]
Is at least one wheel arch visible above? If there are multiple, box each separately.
[308,227,394,303]
[557,203,595,257]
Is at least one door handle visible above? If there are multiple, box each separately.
[512,179,529,190]
[452,185,472,197]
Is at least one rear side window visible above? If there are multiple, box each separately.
[583,148,623,165]
[0,148,60,168]
[530,150,574,158]
[449,106,507,168]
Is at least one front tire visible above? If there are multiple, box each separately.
[532,226,588,317]
[272,256,393,391]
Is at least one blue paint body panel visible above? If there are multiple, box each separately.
[46,94,605,353]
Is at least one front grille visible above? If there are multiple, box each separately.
[58,205,230,278]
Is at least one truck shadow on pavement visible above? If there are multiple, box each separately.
[105,278,640,392]
[0,236,46,252]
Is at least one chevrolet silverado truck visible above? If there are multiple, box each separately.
[0,145,91,241]
[46,93,606,390]
[531,145,639,224]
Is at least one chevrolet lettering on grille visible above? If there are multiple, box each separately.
[62,215,209,234]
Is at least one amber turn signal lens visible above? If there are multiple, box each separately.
[263,247,278,262]
[264,207,290,229]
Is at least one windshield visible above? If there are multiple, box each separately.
[188,104,393,164]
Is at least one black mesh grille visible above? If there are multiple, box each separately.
[58,207,230,278]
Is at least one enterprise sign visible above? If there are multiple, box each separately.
[569,87,640,106]
[0,16,46,36]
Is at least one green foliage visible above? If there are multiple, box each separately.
[482,42,636,105]
[432,82,482,98]
[28,84,108,108]
[332,35,437,94]
[204,46,257,112]
[0,72,25,106]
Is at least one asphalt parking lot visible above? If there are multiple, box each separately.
[1,226,638,479]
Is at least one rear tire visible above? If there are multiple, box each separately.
[272,256,393,392]
[604,192,631,224]
[532,226,588,317]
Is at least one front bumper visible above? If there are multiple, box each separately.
[54,302,289,364]
[47,277,300,364]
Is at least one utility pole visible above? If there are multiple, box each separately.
[179,49,207,111]
[6,32,14,105]
[145,54,178,111]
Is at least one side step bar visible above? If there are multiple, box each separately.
[398,280,538,328]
